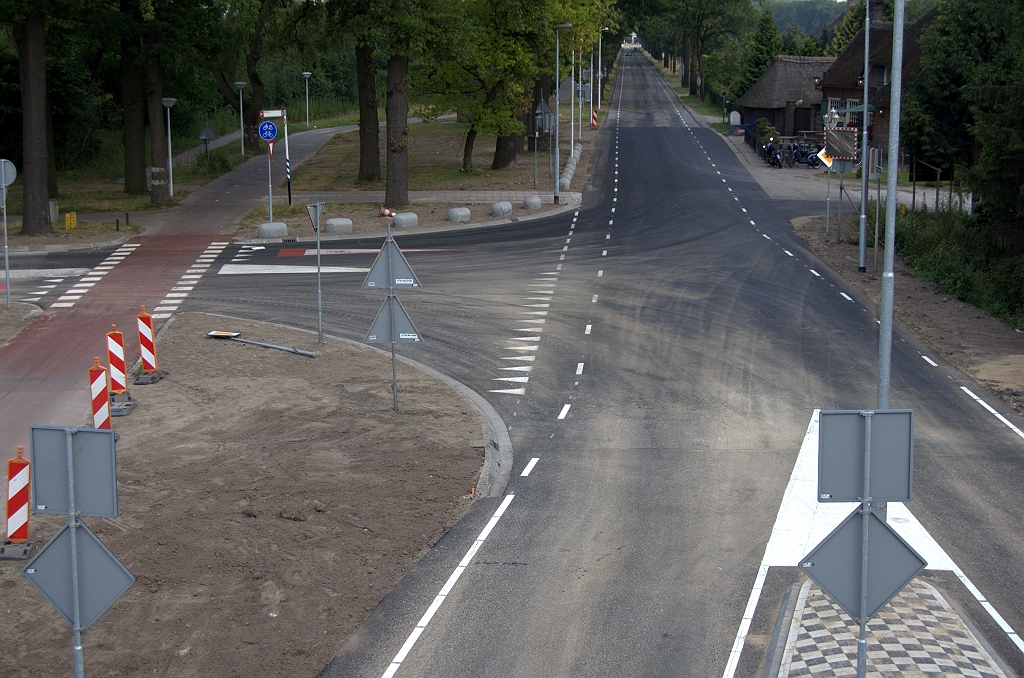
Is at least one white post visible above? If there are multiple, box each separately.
[268,143,274,224]
[858,5,871,272]
[570,51,575,147]
[554,23,572,204]
[597,33,602,110]
[302,71,312,128]
[589,52,594,128]
[162,97,176,198]
[283,109,291,205]
[235,82,246,156]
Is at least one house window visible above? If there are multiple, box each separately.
[845,99,861,126]
[876,66,890,86]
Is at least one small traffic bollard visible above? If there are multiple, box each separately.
[89,357,111,429]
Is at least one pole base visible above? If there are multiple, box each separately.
[859,266,867,272]
[134,370,168,385]
[0,540,33,560]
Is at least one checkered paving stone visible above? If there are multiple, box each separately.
[780,579,1006,677]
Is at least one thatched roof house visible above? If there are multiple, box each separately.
[736,56,836,135]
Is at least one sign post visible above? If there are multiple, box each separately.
[24,425,133,678]
[305,201,325,343]
[1,158,16,308]
[261,110,291,205]
[258,120,278,223]
[362,219,423,410]
[801,409,924,678]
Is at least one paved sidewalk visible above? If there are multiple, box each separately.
[290,189,581,205]
[777,580,1009,677]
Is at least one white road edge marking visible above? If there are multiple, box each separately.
[961,387,1024,439]
[840,292,853,301]
[576,363,584,375]
[810,270,821,277]
[381,494,516,678]
[521,458,539,477]
[922,355,938,367]
[585,325,592,335]
[557,404,571,420]
[722,410,1024,678]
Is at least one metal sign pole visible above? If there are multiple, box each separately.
[826,164,832,235]
[857,412,873,678]
[386,220,397,411]
[3,181,10,308]
[64,429,85,678]
[858,7,871,272]
[838,170,844,243]
[284,110,292,206]
[315,203,323,344]
[267,145,274,224]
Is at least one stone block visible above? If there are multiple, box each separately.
[447,207,471,223]
[523,196,542,210]
[258,222,288,238]
[323,217,352,234]
[559,177,571,191]
[490,201,513,217]
[392,212,418,229]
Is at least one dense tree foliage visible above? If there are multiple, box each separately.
[736,1,782,97]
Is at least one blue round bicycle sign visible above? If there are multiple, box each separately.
[258,121,278,141]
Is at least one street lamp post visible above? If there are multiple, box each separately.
[554,22,572,204]
[598,27,609,110]
[234,81,247,156]
[858,5,871,273]
[302,71,312,128]
[161,97,177,198]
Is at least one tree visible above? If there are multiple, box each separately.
[736,0,781,97]
[825,0,865,57]
[121,0,147,195]
[677,0,751,101]
[330,0,381,182]
[12,10,50,234]
[796,35,821,56]
[780,24,804,55]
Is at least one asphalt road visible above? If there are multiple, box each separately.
[18,50,1024,676]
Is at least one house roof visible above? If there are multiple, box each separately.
[818,23,895,90]
[736,56,837,110]
[871,8,939,108]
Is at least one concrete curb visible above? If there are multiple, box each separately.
[232,197,583,245]
[8,234,134,254]
[183,312,514,498]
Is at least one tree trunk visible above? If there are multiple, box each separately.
[356,42,380,182]
[384,52,409,207]
[696,47,706,101]
[491,134,518,169]
[121,4,147,195]
[462,125,477,171]
[16,13,50,235]
[146,51,166,172]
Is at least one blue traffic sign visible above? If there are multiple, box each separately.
[258,121,278,141]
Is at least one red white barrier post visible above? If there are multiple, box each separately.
[90,357,111,429]
[591,109,598,129]
[137,306,158,373]
[6,446,30,544]
[106,324,127,394]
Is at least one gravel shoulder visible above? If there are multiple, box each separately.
[0,312,487,677]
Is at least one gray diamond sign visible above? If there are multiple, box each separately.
[23,520,135,631]
[800,506,926,620]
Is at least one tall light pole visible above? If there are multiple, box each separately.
[858,4,871,273]
[161,97,177,198]
[234,81,247,156]
[554,22,572,204]
[598,27,609,110]
[302,71,312,128]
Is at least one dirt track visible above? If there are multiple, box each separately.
[0,313,485,676]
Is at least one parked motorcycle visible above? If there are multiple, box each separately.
[791,142,822,169]
[763,137,782,168]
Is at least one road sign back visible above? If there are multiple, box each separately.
[362,240,422,289]
[23,520,135,631]
[365,295,422,344]
[800,506,926,620]
[818,410,913,503]
[0,159,16,187]
[29,426,118,518]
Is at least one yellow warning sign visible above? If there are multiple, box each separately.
[64,212,77,230]
[816,148,834,169]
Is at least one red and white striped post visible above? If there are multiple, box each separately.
[591,109,598,129]
[6,446,30,544]
[106,324,127,394]
[90,357,111,429]
[137,306,158,373]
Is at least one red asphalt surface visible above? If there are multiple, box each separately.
[0,235,219,453]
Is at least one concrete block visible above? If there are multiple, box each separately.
[258,222,288,238]
[447,207,471,223]
[559,177,571,191]
[523,196,542,210]
[323,217,352,234]
[392,212,418,229]
[573,143,583,157]
[490,201,513,217]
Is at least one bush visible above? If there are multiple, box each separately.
[755,117,778,139]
